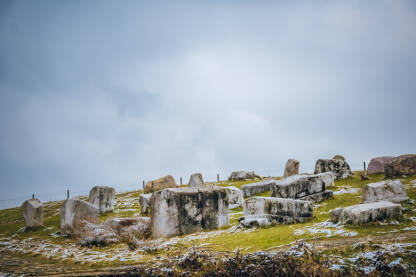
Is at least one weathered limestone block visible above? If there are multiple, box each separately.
[384,154,416,177]
[88,186,115,213]
[270,173,334,200]
[314,159,352,180]
[60,198,99,232]
[144,175,177,193]
[363,180,408,203]
[189,173,204,187]
[241,197,313,227]
[150,186,229,238]
[332,155,345,161]
[299,190,334,203]
[367,156,395,174]
[139,193,152,214]
[225,186,243,209]
[241,179,276,198]
[21,198,43,227]
[107,217,151,239]
[228,171,260,181]
[284,159,299,177]
[330,201,401,225]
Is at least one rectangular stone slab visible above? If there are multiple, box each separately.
[330,201,401,225]
[270,173,334,199]
[362,180,408,203]
[243,197,313,218]
[150,186,229,238]
[299,190,334,203]
[241,179,276,198]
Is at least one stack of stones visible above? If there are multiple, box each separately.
[331,179,407,225]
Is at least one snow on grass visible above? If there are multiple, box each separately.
[294,220,358,238]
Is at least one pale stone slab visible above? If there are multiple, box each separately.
[144,175,177,193]
[284,159,299,177]
[60,198,99,232]
[225,186,243,209]
[330,201,401,225]
[88,186,115,213]
[363,180,407,203]
[21,198,43,227]
[139,193,152,214]
[228,171,260,181]
[241,179,276,197]
[189,173,204,187]
[150,186,229,238]
[299,190,334,203]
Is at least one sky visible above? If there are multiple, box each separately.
[0,1,415,208]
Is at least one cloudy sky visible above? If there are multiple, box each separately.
[0,1,415,207]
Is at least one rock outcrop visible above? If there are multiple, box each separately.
[188,173,204,188]
[225,186,243,209]
[314,159,352,180]
[228,171,260,181]
[270,173,334,203]
[384,154,416,177]
[21,198,43,228]
[88,186,115,214]
[284,159,299,178]
[240,197,313,227]
[144,175,177,193]
[241,179,276,197]
[362,180,408,203]
[60,198,99,232]
[367,156,395,174]
[150,186,229,238]
[139,193,152,214]
[330,201,401,225]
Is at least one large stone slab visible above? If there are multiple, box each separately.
[144,175,177,194]
[241,179,276,198]
[384,154,416,177]
[21,198,43,227]
[150,186,229,238]
[270,173,334,199]
[367,156,395,174]
[284,159,299,177]
[189,173,204,188]
[60,198,99,232]
[330,201,401,225]
[314,158,352,180]
[139,193,152,214]
[363,180,408,203]
[241,197,313,226]
[107,217,151,239]
[228,171,260,181]
[299,190,334,203]
[225,186,243,209]
[88,186,115,213]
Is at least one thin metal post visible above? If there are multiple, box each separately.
[180,177,182,185]
[363,162,366,172]
[32,194,34,199]
[67,189,69,199]
[217,174,219,182]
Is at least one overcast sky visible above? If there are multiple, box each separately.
[0,1,415,206]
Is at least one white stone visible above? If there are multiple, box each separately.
[21,199,43,227]
[88,186,115,214]
[139,193,152,214]
[150,186,229,238]
[362,180,408,203]
[60,198,99,232]
[225,186,243,209]
[284,159,299,177]
[241,179,275,197]
[330,201,401,225]
[228,171,260,181]
[189,173,204,187]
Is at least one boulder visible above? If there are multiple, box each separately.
[21,198,43,228]
[314,159,352,180]
[332,155,345,161]
[188,173,204,188]
[284,159,299,178]
[367,156,395,174]
[270,172,334,202]
[241,179,276,197]
[228,171,260,181]
[144,175,177,194]
[150,186,229,238]
[77,221,120,247]
[88,186,115,213]
[240,197,313,227]
[107,217,151,239]
[60,198,99,232]
[362,180,408,203]
[330,201,401,225]
[384,154,416,177]
[225,186,243,209]
[139,193,152,214]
